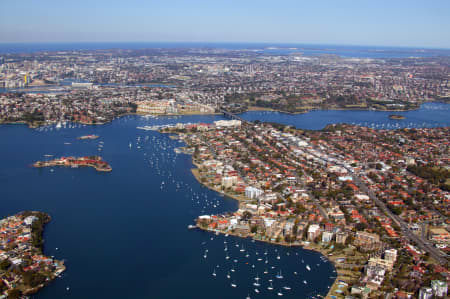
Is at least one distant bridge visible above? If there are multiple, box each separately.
[219,109,250,124]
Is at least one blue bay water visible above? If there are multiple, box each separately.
[1,114,334,299]
[240,102,450,130]
[1,102,448,298]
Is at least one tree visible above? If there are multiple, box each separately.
[128,102,138,112]
[345,235,354,245]
[0,259,11,270]
[242,211,252,220]
[390,206,403,215]
[8,289,22,299]
[23,271,46,287]
[285,235,294,243]
[355,223,367,231]
[295,203,306,214]
[292,224,298,235]
[302,225,309,240]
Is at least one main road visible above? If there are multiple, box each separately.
[301,140,448,266]
[220,111,447,265]
[352,174,448,266]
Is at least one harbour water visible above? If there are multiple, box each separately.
[242,102,450,130]
[1,114,334,299]
[0,102,449,299]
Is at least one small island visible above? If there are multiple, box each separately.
[77,134,99,140]
[0,211,65,298]
[33,156,112,172]
[388,114,406,120]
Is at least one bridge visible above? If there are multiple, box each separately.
[219,109,250,124]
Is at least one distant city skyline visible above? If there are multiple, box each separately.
[1,0,449,48]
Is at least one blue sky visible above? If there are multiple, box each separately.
[0,0,449,48]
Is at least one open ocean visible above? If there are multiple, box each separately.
[0,42,449,58]
[0,102,449,298]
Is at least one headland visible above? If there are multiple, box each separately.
[0,211,65,297]
[160,119,449,298]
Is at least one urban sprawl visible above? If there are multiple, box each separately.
[0,48,449,298]
[0,48,449,126]
[163,119,449,299]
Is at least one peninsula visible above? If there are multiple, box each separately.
[33,156,112,172]
[162,120,449,298]
[0,211,65,298]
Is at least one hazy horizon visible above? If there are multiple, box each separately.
[0,41,449,51]
[1,0,449,48]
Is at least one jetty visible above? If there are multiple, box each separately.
[77,134,99,140]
